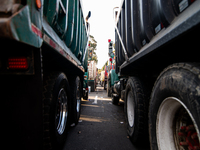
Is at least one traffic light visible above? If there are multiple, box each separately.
[108,39,113,55]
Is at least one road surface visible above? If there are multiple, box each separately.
[63,85,150,150]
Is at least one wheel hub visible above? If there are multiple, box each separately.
[178,125,200,149]
[76,79,81,113]
[56,88,68,135]
[156,97,200,150]
[127,91,134,128]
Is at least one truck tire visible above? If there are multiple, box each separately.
[107,75,112,97]
[149,63,200,150]
[83,84,88,100]
[70,76,81,125]
[104,81,107,90]
[43,72,70,150]
[83,92,88,100]
[83,83,89,100]
[124,77,148,145]
[107,86,111,97]
[112,95,119,105]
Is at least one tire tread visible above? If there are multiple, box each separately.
[43,72,67,150]
[125,77,149,145]
[149,63,200,150]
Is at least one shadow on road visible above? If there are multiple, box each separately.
[63,85,150,150]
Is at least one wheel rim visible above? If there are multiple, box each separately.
[56,88,68,135]
[127,91,135,128]
[76,78,81,114]
[156,97,200,150]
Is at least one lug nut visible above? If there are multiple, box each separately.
[181,126,187,131]
[191,132,198,139]
[194,146,200,150]
[180,142,188,146]
[178,132,186,137]
[186,125,195,131]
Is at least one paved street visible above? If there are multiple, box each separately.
[63,86,150,150]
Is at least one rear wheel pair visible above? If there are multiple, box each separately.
[43,72,81,149]
[125,63,200,149]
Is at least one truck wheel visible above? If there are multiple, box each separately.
[70,76,81,125]
[43,72,70,149]
[107,75,112,97]
[149,63,200,150]
[107,86,111,97]
[83,85,88,100]
[83,92,88,100]
[125,77,148,145]
[104,82,107,90]
[112,95,119,105]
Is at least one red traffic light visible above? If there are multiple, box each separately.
[108,39,111,43]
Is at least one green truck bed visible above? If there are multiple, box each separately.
[0,0,89,73]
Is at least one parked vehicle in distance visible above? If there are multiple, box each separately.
[88,60,97,92]
[100,70,105,87]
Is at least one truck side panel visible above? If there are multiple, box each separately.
[43,0,88,65]
[115,0,199,75]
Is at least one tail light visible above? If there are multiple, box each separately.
[36,0,41,9]
[8,57,28,70]
[84,75,87,80]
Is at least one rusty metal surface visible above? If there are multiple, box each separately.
[0,0,23,17]
[0,18,11,38]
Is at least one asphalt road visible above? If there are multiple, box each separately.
[63,85,150,150]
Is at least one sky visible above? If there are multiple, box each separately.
[82,0,122,69]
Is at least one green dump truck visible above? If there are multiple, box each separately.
[0,0,90,149]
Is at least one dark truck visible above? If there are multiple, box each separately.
[0,0,90,149]
[113,0,200,149]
